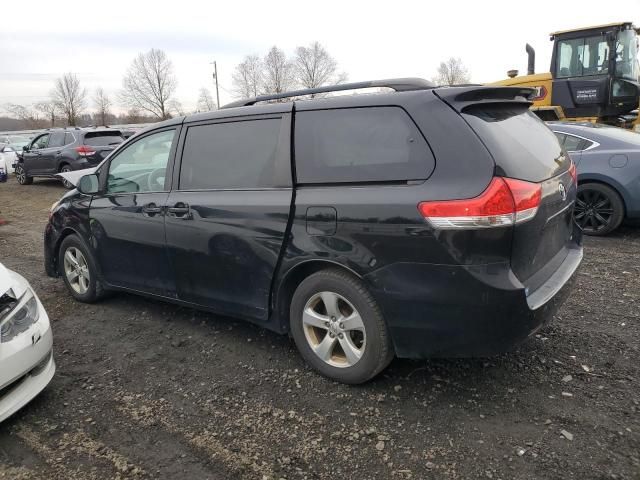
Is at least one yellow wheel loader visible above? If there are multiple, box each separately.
[494,22,640,131]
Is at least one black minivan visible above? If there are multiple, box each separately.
[45,79,582,384]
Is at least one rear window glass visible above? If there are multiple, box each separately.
[179,118,283,190]
[295,107,434,184]
[463,105,569,182]
[83,131,124,146]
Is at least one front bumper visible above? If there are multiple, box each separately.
[366,243,583,359]
[0,289,55,422]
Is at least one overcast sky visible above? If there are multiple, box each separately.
[1,0,639,114]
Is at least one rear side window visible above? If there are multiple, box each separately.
[179,118,283,190]
[64,132,75,146]
[83,131,124,146]
[463,105,570,182]
[294,107,434,184]
[48,131,66,148]
[562,134,584,152]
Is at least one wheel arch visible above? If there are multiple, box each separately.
[272,260,364,334]
[577,175,628,218]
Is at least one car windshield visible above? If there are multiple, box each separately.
[615,29,639,80]
[9,136,30,146]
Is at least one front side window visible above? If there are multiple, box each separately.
[295,107,434,184]
[31,134,49,150]
[557,36,609,78]
[106,129,175,194]
[179,118,283,190]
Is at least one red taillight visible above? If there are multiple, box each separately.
[418,177,542,229]
[75,145,96,156]
[568,162,577,185]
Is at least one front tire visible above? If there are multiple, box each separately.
[58,235,107,303]
[574,183,624,236]
[15,164,33,185]
[289,269,394,384]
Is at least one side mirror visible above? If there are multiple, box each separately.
[22,145,29,152]
[77,174,100,195]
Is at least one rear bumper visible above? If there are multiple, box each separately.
[366,242,583,359]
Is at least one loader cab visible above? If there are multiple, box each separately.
[549,22,640,124]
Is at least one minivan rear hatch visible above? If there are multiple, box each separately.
[435,87,575,291]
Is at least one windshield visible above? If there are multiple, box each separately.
[615,29,639,81]
[8,136,30,146]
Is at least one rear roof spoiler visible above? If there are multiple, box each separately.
[434,86,535,113]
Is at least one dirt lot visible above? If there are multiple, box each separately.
[0,176,638,480]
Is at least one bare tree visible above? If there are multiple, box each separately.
[262,46,294,95]
[4,103,45,129]
[93,87,112,126]
[168,99,185,117]
[34,101,58,127]
[125,108,142,124]
[52,73,87,126]
[197,88,216,111]
[293,41,346,89]
[433,57,471,86]
[232,55,264,99]
[120,48,177,120]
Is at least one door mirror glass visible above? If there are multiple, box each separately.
[77,174,100,195]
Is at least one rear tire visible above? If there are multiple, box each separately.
[289,268,394,384]
[59,164,74,189]
[15,164,33,185]
[58,235,107,303]
[575,183,624,236]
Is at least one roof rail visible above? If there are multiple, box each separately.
[221,77,435,109]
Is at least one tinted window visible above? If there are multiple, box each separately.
[31,134,49,149]
[107,130,175,194]
[295,107,433,184]
[84,131,124,146]
[557,36,609,78]
[64,132,75,146]
[48,131,66,148]
[463,105,569,182]
[179,118,283,190]
[562,134,583,152]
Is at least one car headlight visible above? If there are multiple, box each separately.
[0,291,39,343]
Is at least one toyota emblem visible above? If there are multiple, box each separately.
[558,183,567,201]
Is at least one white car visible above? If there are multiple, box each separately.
[0,262,55,422]
[0,145,20,174]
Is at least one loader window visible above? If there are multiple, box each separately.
[615,29,639,81]
[557,36,609,78]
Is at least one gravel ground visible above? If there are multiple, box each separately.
[0,176,639,480]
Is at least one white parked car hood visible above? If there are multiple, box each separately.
[56,167,97,188]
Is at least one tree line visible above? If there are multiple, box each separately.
[2,41,470,131]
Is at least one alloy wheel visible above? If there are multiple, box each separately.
[60,166,73,189]
[574,189,614,233]
[302,291,366,368]
[63,247,90,294]
[16,166,26,184]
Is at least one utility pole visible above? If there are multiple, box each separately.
[210,60,220,109]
